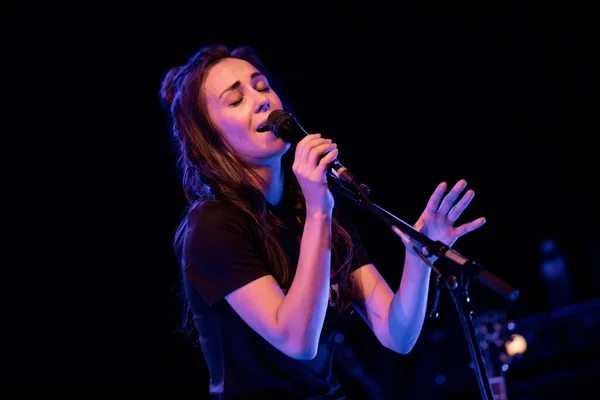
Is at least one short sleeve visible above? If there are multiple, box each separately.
[183,201,271,306]
[349,224,372,273]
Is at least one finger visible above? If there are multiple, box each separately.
[304,136,331,147]
[392,227,431,257]
[424,182,448,213]
[295,134,322,166]
[447,189,475,222]
[455,217,486,237]
[437,179,467,215]
[298,133,322,144]
[303,134,331,151]
[307,141,336,167]
[299,137,331,162]
[315,148,338,177]
[391,226,413,246]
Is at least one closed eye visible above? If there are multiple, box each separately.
[229,87,270,107]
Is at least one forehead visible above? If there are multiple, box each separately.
[203,58,259,97]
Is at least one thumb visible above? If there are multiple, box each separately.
[392,226,413,247]
[392,225,431,257]
[414,215,425,232]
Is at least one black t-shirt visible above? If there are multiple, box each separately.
[182,198,371,399]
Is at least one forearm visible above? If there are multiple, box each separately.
[388,249,432,353]
[277,211,332,358]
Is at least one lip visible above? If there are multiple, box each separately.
[255,120,269,132]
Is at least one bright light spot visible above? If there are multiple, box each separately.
[505,333,527,356]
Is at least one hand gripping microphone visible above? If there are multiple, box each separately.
[266,109,359,188]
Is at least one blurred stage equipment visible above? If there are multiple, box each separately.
[416,298,600,398]
[473,310,527,400]
[538,238,574,309]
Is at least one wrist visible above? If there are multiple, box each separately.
[305,207,333,219]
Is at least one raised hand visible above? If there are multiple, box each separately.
[412,179,486,252]
[293,133,338,214]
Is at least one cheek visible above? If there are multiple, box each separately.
[271,94,283,109]
[215,112,245,137]
[218,118,254,148]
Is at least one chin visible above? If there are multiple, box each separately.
[265,134,290,151]
[248,140,291,164]
[277,140,292,157]
[280,139,292,151]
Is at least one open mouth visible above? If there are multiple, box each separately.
[256,122,269,132]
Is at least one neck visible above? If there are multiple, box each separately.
[252,161,284,206]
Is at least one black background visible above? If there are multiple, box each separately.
[6,1,598,398]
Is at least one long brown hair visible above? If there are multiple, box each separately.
[159,43,361,337]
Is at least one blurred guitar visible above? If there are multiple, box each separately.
[474,309,511,400]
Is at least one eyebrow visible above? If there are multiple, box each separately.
[218,72,265,99]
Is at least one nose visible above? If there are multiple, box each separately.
[255,95,270,113]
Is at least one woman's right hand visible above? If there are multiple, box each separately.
[292,133,338,215]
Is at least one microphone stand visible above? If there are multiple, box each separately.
[332,177,520,400]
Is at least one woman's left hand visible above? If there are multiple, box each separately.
[409,179,486,256]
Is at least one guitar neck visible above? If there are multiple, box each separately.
[489,375,508,400]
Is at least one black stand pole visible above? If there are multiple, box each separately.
[333,178,519,400]
[445,274,496,400]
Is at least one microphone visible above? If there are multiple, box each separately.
[266,109,358,187]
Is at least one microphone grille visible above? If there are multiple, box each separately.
[267,109,293,135]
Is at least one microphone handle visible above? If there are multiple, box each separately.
[329,159,355,185]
